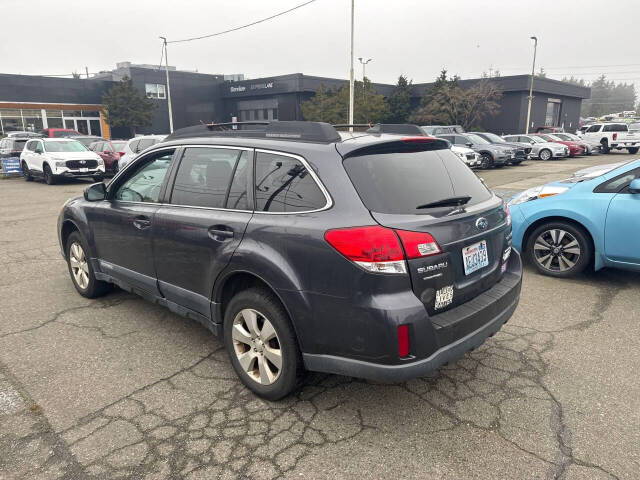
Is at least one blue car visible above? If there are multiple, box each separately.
[508,159,640,277]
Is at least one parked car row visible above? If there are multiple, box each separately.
[577,122,639,154]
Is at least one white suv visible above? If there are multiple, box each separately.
[118,135,166,170]
[20,138,105,185]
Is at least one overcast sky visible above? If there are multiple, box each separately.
[2,0,640,88]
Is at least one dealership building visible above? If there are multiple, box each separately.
[0,62,590,138]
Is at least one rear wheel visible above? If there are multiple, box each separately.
[66,231,110,297]
[22,162,33,181]
[480,153,493,169]
[539,149,552,161]
[224,288,303,400]
[526,222,591,278]
[600,139,610,154]
[627,147,639,154]
[43,164,56,185]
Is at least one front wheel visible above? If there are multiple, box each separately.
[601,140,610,154]
[224,288,304,400]
[627,147,639,154]
[526,222,591,278]
[539,149,552,161]
[480,153,493,169]
[43,164,56,185]
[22,162,33,181]
[66,232,110,298]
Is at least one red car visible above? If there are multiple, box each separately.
[40,128,82,138]
[532,133,584,157]
[88,139,128,175]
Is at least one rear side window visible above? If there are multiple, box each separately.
[171,147,248,209]
[254,152,327,212]
[343,149,492,214]
[13,139,27,151]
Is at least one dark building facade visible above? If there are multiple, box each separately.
[0,64,589,138]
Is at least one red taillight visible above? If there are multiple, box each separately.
[613,133,617,141]
[398,325,410,357]
[401,136,436,143]
[118,151,124,156]
[324,226,441,274]
[395,230,441,259]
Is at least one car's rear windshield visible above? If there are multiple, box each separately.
[44,141,87,152]
[13,139,27,150]
[52,130,80,137]
[343,149,492,214]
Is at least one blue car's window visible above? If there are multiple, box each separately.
[595,168,640,194]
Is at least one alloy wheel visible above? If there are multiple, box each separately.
[232,308,282,385]
[69,242,89,289]
[539,149,551,161]
[532,229,581,273]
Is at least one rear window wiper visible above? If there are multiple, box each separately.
[416,195,471,209]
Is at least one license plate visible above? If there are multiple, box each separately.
[463,240,489,275]
[79,168,88,172]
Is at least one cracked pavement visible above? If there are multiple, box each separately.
[1,153,639,479]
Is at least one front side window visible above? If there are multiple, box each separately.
[255,152,327,213]
[114,151,174,203]
[596,168,640,194]
[170,148,248,209]
[587,125,602,133]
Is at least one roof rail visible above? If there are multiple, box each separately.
[333,123,373,129]
[165,121,341,144]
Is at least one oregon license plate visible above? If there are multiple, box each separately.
[463,240,489,275]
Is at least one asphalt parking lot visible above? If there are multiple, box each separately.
[1,154,639,479]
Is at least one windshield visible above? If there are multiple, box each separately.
[44,140,88,152]
[546,134,564,141]
[571,161,633,180]
[482,132,506,143]
[530,136,546,144]
[343,149,492,214]
[75,137,100,147]
[629,123,640,130]
[52,130,81,138]
[466,134,489,145]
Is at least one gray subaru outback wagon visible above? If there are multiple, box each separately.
[58,121,522,399]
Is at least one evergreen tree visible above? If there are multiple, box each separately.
[385,75,413,123]
[102,77,156,136]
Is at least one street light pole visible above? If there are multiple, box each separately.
[358,57,372,81]
[525,36,538,134]
[160,36,174,134]
[348,0,355,132]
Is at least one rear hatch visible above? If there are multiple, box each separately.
[340,142,511,315]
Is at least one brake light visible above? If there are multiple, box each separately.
[324,226,406,274]
[395,230,441,259]
[503,203,511,226]
[398,325,410,357]
[613,133,617,141]
[324,226,442,274]
[401,136,436,143]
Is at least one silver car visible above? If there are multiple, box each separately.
[503,134,569,161]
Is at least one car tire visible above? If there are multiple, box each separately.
[223,288,304,400]
[480,153,493,169]
[526,221,591,278]
[538,149,552,161]
[627,147,639,154]
[43,164,56,185]
[600,139,610,154]
[66,231,111,298]
[22,162,33,181]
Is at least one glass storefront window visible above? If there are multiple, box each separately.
[47,118,63,128]
[64,119,76,129]
[21,109,41,117]
[82,111,100,117]
[62,110,83,118]
[2,117,24,132]
[90,119,101,136]
[0,109,22,117]
[46,110,62,118]
[23,117,43,132]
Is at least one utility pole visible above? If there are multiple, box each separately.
[160,36,174,133]
[348,0,355,131]
[525,36,538,134]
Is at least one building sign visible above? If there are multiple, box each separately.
[1,157,22,177]
[229,81,274,94]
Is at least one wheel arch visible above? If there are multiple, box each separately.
[213,270,305,345]
[522,215,597,268]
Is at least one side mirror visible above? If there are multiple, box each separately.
[84,182,106,201]
[629,178,640,194]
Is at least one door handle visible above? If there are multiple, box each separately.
[208,227,234,241]
[133,216,152,230]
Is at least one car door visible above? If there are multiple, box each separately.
[152,146,253,317]
[32,140,45,173]
[603,168,640,266]
[86,147,176,295]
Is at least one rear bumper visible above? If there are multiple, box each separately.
[303,251,522,382]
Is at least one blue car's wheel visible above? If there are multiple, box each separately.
[526,222,591,277]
